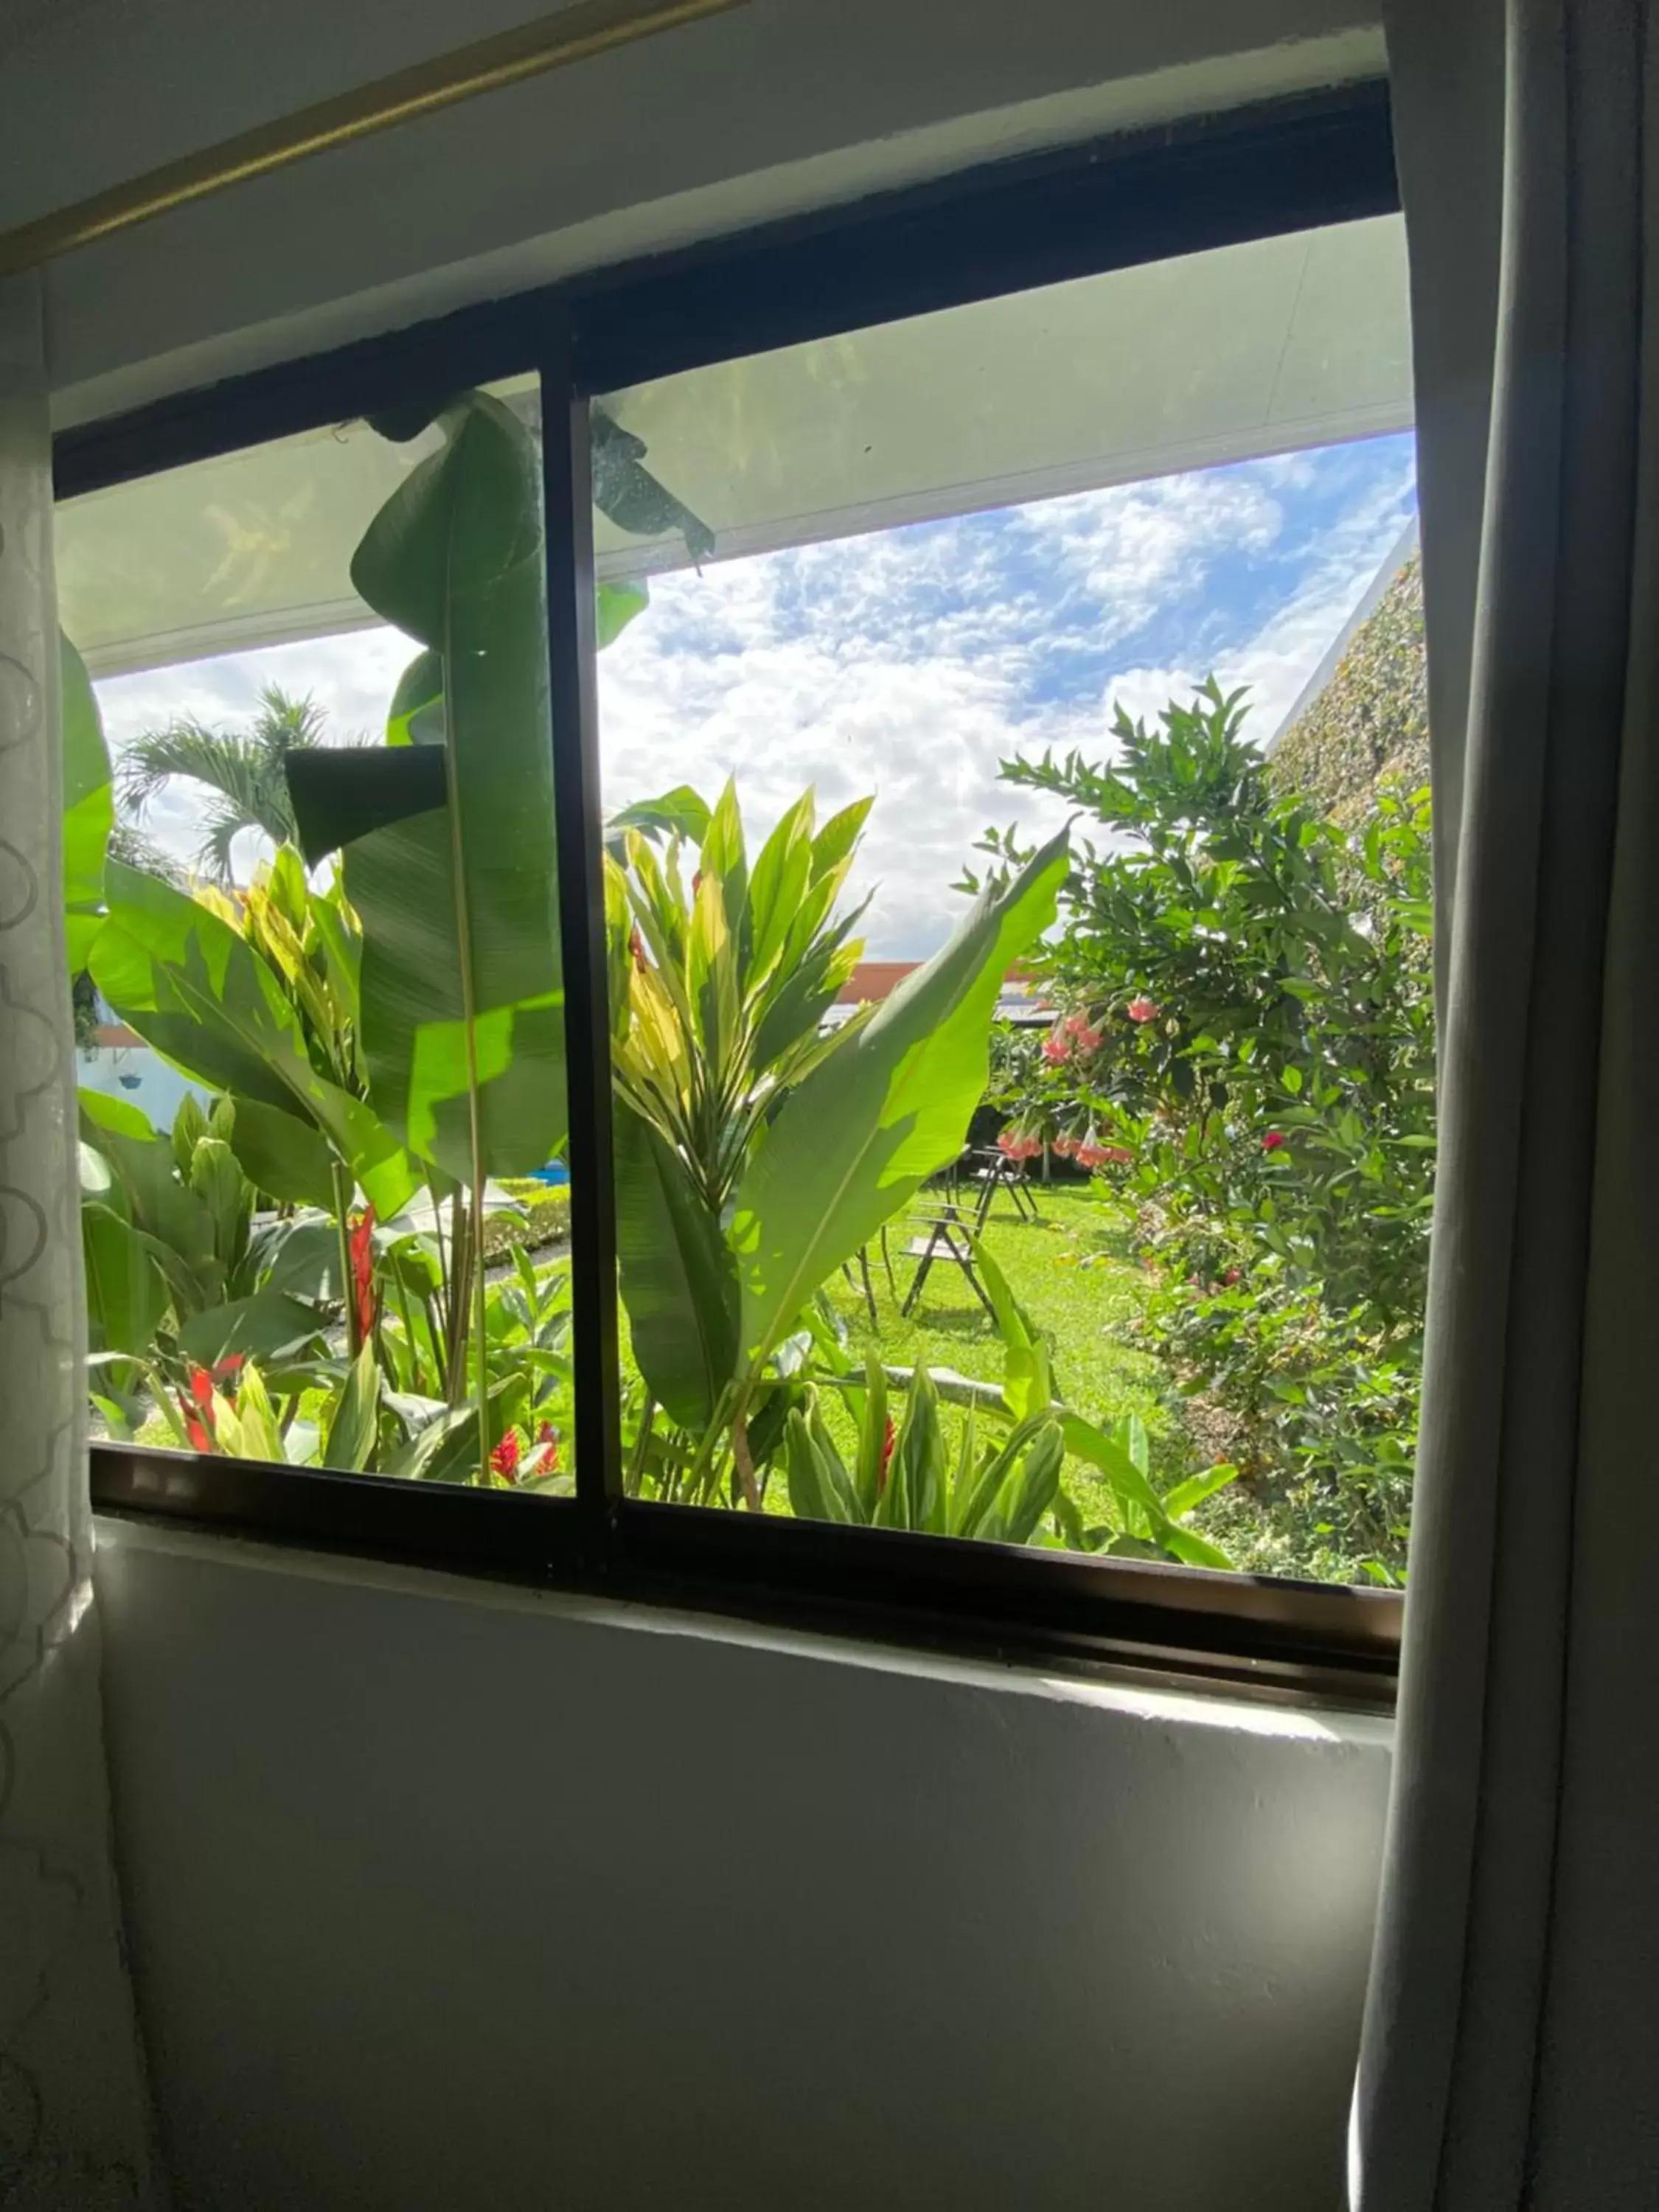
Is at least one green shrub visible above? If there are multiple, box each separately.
[487,1182,571,1260]
[968,681,1434,1582]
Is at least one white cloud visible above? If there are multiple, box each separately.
[91,437,1417,956]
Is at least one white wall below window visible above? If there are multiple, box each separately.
[95,1517,1391,2212]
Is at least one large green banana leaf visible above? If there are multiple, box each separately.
[62,635,113,968]
[89,860,416,1217]
[287,391,564,1183]
[82,1201,170,1357]
[730,829,1068,1374]
[613,1100,739,1432]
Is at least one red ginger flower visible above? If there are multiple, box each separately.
[182,1366,215,1452]
[181,1354,247,1451]
[877,1416,896,1493]
[348,1206,377,1346]
[518,1420,561,1478]
[490,1429,521,1481]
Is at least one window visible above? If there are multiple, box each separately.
[72,90,1410,1698]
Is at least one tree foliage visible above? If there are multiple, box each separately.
[971,680,1434,1582]
[117,684,349,884]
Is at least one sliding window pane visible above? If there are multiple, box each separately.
[60,378,577,1493]
[594,215,1427,1585]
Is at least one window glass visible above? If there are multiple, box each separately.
[594,215,1427,1585]
[63,376,577,1495]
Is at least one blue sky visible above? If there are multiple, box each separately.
[95,430,1416,956]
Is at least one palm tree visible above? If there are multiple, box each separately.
[116,684,342,885]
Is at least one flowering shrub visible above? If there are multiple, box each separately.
[967,681,1434,1582]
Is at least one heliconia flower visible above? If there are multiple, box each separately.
[1262,1129,1286,1152]
[348,1206,377,1345]
[878,1415,896,1492]
[1127,995,1159,1024]
[182,1365,217,1453]
[490,1430,522,1481]
[1041,1033,1070,1065]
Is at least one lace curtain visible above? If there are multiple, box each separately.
[0,274,160,2205]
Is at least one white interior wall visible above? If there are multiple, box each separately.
[95,1521,1392,2212]
[3,0,1385,425]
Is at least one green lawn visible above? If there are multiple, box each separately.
[821,1183,1163,1422]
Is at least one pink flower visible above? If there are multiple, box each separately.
[1071,1023,1102,1052]
[1262,1129,1285,1153]
[1041,1033,1070,1065]
[1077,1143,1133,1170]
[1127,995,1159,1024]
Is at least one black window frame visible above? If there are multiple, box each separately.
[73,81,1407,1708]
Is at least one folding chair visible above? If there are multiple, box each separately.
[840,1226,896,1324]
[899,1205,996,1320]
[964,1146,1042,1228]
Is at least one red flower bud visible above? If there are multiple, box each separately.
[1262,1129,1286,1152]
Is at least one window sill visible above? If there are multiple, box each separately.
[91,1442,1402,1712]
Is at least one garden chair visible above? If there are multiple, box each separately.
[964,1145,1042,1228]
[840,1226,895,1324]
[899,1203,996,1321]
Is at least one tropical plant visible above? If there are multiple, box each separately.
[776,1234,1234,1562]
[608,780,871,1215]
[786,1362,1066,1543]
[80,1088,333,1446]
[613,804,1071,1509]
[116,684,352,885]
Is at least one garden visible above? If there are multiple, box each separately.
[71,387,1433,1585]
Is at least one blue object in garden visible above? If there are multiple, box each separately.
[118,1074,142,1090]
[526,1161,570,1187]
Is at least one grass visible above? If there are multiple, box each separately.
[802,1182,1199,1533]
[822,1185,1161,1428]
